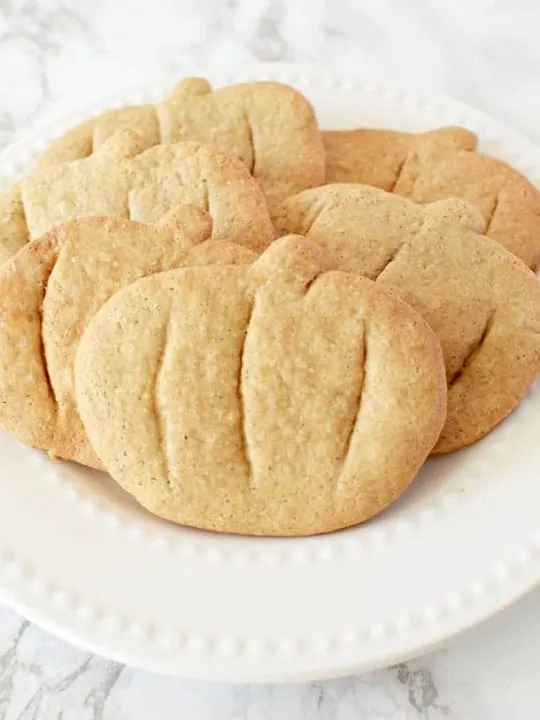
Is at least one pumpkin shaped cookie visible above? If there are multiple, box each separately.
[272,184,540,453]
[0,131,275,265]
[393,143,540,269]
[323,126,477,188]
[324,125,540,268]
[0,206,255,469]
[75,236,446,536]
[34,77,326,208]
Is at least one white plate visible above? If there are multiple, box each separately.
[1,62,540,682]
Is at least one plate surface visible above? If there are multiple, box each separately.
[0,63,539,682]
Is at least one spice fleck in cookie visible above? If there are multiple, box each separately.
[272,185,540,452]
[0,131,275,266]
[35,78,326,207]
[0,207,255,469]
[75,235,446,536]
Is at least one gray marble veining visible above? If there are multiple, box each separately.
[3,590,540,719]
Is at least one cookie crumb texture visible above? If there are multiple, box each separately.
[75,236,446,536]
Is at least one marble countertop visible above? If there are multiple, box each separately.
[2,0,540,717]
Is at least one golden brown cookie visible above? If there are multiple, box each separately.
[324,126,540,268]
[393,144,540,269]
[0,184,29,266]
[0,131,275,265]
[75,235,446,536]
[0,206,255,469]
[323,126,477,188]
[272,185,540,452]
[35,78,326,207]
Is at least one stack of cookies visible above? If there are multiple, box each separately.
[0,77,539,536]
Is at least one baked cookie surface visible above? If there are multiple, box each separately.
[323,126,477,188]
[0,132,275,266]
[75,236,446,536]
[324,126,540,268]
[34,78,326,208]
[273,185,540,452]
[394,144,540,269]
[0,207,255,469]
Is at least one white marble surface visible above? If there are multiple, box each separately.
[1,0,540,716]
